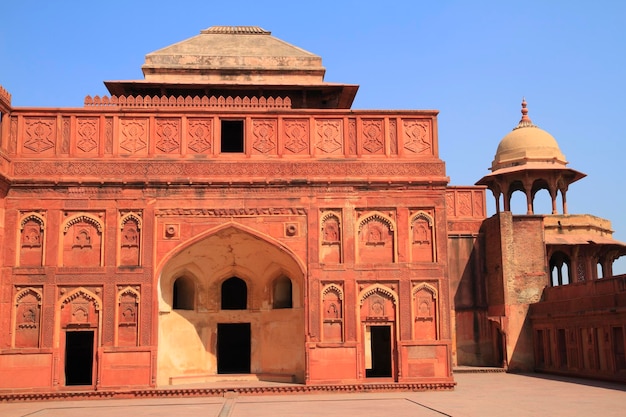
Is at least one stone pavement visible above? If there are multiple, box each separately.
[1,372,624,417]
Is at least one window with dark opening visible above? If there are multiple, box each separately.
[272,276,293,309]
[221,277,247,309]
[173,276,195,310]
[221,120,244,153]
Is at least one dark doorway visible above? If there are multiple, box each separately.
[218,323,251,374]
[221,277,247,310]
[65,330,94,386]
[366,325,392,378]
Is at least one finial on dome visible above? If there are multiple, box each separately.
[513,97,536,130]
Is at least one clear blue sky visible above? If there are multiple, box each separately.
[1,1,625,273]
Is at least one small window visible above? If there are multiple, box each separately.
[221,277,247,310]
[273,277,293,309]
[221,120,244,153]
[173,276,195,310]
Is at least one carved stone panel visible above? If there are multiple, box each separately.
[402,119,431,155]
[119,118,148,155]
[62,214,104,267]
[283,119,309,154]
[322,284,343,342]
[410,211,435,262]
[320,211,341,264]
[251,119,277,154]
[76,117,100,154]
[14,288,42,348]
[19,213,45,266]
[23,117,56,155]
[120,212,141,266]
[361,119,385,155]
[315,119,343,154]
[357,213,395,264]
[155,118,181,154]
[187,118,212,154]
[117,287,139,347]
[59,287,101,328]
[413,285,437,340]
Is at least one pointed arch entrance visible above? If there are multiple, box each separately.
[156,224,305,385]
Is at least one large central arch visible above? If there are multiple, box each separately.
[156,224,305,386]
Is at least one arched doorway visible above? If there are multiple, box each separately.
[156,225,305,386]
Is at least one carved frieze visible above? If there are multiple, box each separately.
[156,207,307,217]
[13,161,446,179]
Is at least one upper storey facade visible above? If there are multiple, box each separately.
[0,27,444,189]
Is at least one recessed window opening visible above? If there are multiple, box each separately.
[221,277,247,310]
[273,276,293,309]
[173,276,195,310]
[221,120,244,153]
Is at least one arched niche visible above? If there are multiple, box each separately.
[13,287,43,348]
[61,213,104,267]
[410,211,435,262]
[412,283,438,340]
[116,286,140,346]
[19,212,45,266]
[321,284,343,342]
[119,212,142,266]
[320,210,342,263]
[356,212,396,264]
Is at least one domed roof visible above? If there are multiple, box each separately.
[491,99,567,171]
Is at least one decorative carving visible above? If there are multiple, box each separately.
[458,192,472,217]
[357,213,395,263]
[85,94,292,109]
[119,118,148,154]
[13,160,447,178]
[413,283,438,340]
[63,214,104,267]
[251,119,277,154]
[105,117,113,153]
[322,284,343,342]
[24,118,55,153]
[389,118,398,155]
[77,118,99,153]
[155,118,180,153]
[348,119,357,154]
[156,207,307,217]
[316,120,342,153]
[403,120,431,154]
[187,119,212,153]
[120,212,142,266]
[283,119,309,154]
[20,212,45,266]
[411,211,435,262]
[117,287,139,347]
[62,117,71,154]
[9,116,18,154]
[359,285,397,322]
[361,120,384,154]
[14,287,42,348]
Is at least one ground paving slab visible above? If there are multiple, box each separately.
[1,373,624,417]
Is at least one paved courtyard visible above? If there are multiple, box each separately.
[1,372,624,417]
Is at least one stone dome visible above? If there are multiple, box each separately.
[491,100,567,171]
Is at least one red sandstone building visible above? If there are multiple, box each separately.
[0,27,624,393]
